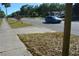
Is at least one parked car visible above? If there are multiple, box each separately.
[59,14,65,18]
[45,16,62,23]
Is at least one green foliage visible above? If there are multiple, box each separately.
[2,3,10,8]
[9,3,65,17]
[0,9,5,18]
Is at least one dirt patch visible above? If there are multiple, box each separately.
[18,32,79,56]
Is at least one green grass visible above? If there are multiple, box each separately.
[7,18,32,28]
[18,32,79,56]
[0,19,2,26]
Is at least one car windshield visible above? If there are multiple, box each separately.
[53,16,59,19]
[53,16,61,20]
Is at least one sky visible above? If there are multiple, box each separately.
[0,3,40,15]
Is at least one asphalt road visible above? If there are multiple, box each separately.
[21,18,79,36]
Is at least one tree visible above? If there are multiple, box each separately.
[20,4,28,17]
[0,9,5,18]
[62,3,72,56]
[35,3,65,17]
[9,3,65,17]
[1,3,11,17]
[37,3,50,17]
[14,11,22,21]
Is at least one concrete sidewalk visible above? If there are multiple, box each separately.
[0,19,32,56]
[13,26,56,34]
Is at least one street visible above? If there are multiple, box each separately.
[21,18,79,36]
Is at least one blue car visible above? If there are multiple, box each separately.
[45,16,62,23]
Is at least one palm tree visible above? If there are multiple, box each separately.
[1,3,11,17]
[62,3,72,56]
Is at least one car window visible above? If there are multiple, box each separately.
[54,17,60,19]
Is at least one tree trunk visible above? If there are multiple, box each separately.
[5,8,8,19]
[62,3,72,56]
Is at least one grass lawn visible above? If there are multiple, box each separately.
[18,32,79,56]
[0,19,2,25]
[7,18,32,28]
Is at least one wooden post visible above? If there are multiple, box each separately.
[62,3,72,56]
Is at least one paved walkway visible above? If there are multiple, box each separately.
[13,26,56,34]
[0,19,32,56]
